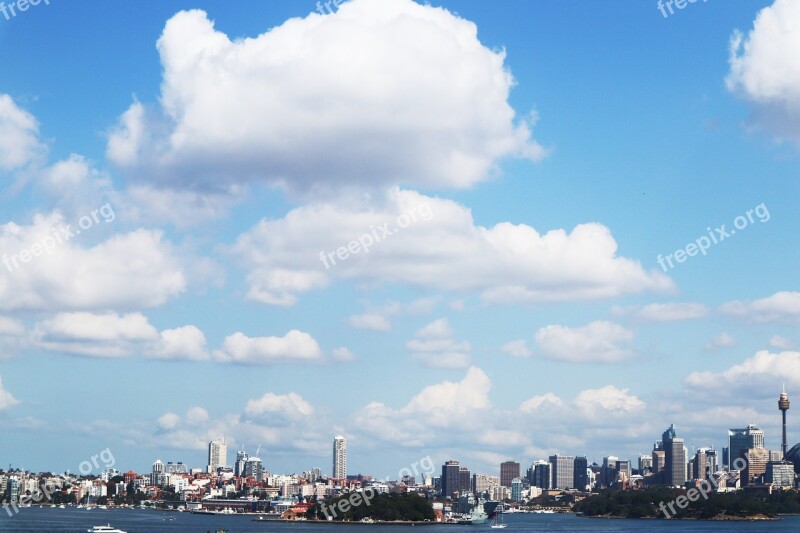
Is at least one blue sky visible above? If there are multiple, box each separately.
[1,0,799,479]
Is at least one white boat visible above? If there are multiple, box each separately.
[490,509,507,528]
[87,526,128,533]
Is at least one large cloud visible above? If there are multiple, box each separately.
[0,213,186,312]
[107,0,545,192]
[33,312,209,361]
[726,0,800,144]
[720,291,800,323]
[232,189,672,306]
[686,350,800,397]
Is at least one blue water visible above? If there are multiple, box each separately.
[1,508,799,532]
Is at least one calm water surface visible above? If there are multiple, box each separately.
[1,508,799,532]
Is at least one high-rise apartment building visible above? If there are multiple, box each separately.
[662,424,686,487]
[207,438,227,474]
[332,435,347,479]
[500,461,520,488]
[549,455,575,490]
[244,456,264,481]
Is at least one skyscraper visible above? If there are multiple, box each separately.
[207,438,227,473]
[728,425,764,469]
[744,448,770,485]
[244,456,264,482]
[332,435,347,479]
[601,455,618,488]
[662,424,686,487]
[500,461,520,488]
[459,466,472,495]
[235,449,249,477]
[574,456,589,491]
[549,455,575,490]
[531,460,551,489]
[441,460,460,499]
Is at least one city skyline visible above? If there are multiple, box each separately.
[1,0,799,478]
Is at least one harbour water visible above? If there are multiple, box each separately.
[1,508,800,533]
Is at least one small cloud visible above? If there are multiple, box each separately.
[332,347,356,362]
[704,332,736,352]
[349,313,391,332]
[213,330,323,366]
[769,335,794,350]
[501,339,532,358]
[407,318,470,368]
[612,302,708,322]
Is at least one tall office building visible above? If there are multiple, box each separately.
[638,455,653,475]
[235,449,249,477]
[549,455,575,490]
[332,435,347,479]
[500,461,521,488]
[459,467,472,495]
[728,425,764,469]
[601,456,619,488]
[574,456,589,491]
[207,438,227,474]
[441,460,461,499]
[473,473,500,495]
[662,424,686,487]
[744,448,770,485]
[531,460,551,489]
[652,447,665,474]
[616,459,632,486]
[692,448,717,480]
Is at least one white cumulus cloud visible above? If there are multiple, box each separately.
[213,330,323,365]
[726,0,800,145]
[535,320,637,363]
[107,1,545,193]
